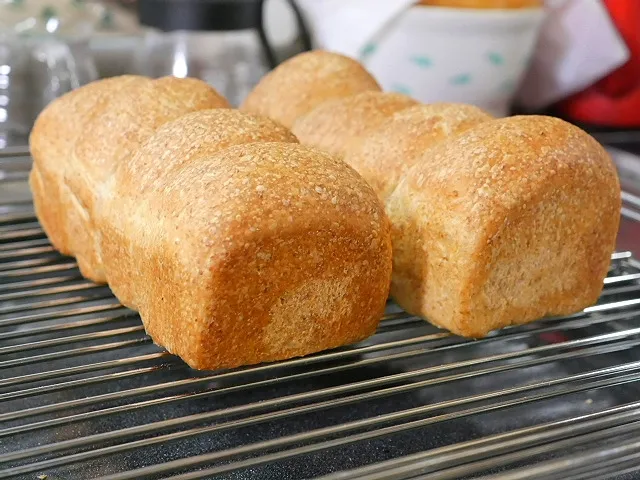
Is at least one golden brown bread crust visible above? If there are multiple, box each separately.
[31,75,230,283]
[240,50,382,129]
[291,91,418,158]
[28,76,143,256]
[386,115,620,338]
[120,142,392,370]
[98,109,299,308]
[343,103,493,202]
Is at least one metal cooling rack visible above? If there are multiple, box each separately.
[2,150,640,480]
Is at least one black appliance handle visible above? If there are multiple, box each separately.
[257,0,313,70]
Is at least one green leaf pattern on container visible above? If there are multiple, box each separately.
[449,73,471,86]
[397,50,515,91]
[100,8,115,30]
[487,51,505,66]
[499,78,517,93]
[410,55,432,68]
[391,84,413,96]
[360,43,377,59]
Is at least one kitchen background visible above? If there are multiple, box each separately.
[1,0,639,213]
[1,4,640,478]
[0,0,638,134]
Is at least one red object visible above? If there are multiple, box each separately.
[558,0,640,127]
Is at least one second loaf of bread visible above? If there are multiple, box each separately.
[241,50,382,129]
[387,115,620,338]
[291,91,418,158]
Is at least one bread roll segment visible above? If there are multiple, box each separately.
[99,109,299,309]
[29,75,230,284]
[29,75,143,256]
[292,91,418,157]
[343,103,493,202]
[387,115,621,338]
[124,142,392,370]
[240,50,382,129]
[67,77,230,283]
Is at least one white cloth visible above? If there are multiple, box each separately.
[516,0,630,109]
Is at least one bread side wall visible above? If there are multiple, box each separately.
[461,175,620,337]
[387,176,475,332]
[137,225,390,370]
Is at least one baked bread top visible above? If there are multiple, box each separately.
[28,76,143,254]
[343,103,493,202]
[292,91,418,157]
[29,75,230,282]
[99,109,300,307]
[70,76,230,202]
[110,108,299,199]
[240,50,381,128]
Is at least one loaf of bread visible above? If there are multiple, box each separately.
[98,109,299,309]
[240,50,382,128]
[30,76,230,283]
[343,103,492,202]
[291,91,418,157]
[104,141,392,369]
[387,115,621,338]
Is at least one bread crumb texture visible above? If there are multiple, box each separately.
[387,115,621,338]
[240,50,381,129]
